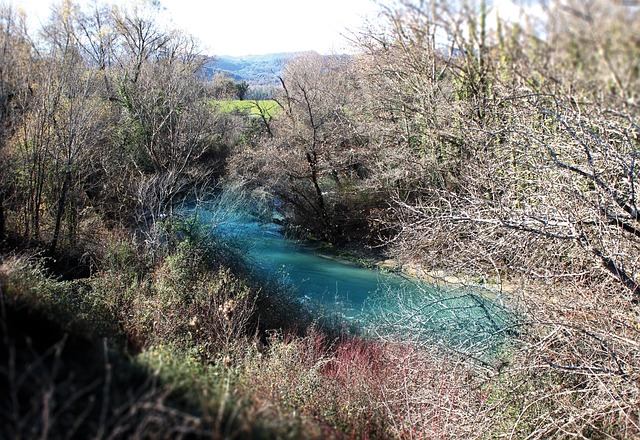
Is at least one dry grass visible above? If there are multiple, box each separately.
[238,328,489,439]
[2,241,639,439]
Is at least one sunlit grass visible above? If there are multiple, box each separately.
[216,99,280,118]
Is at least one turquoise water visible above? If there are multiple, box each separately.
[195,209,407,319]
[187,201,513,354]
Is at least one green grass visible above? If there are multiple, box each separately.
[216,100,280,118]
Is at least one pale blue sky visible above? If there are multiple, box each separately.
[8,0,541,56]
[9,0,382,56]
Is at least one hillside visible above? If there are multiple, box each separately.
[202,52,301,87]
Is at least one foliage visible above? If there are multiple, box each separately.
[235,80,250,100]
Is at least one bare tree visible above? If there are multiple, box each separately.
[113,29,223,226]
[110,1,171,84]
[6,2,110,254]
[230,52,377,242]
[353,0,640,299]
[0,6,31,242]
[350,3,640,435]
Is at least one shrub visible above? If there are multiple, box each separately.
[478,279,640,439]
[239,327,487,439]
[0,278,208,439]
[1,255,126,344]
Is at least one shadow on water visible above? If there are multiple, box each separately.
[183,196,517,358]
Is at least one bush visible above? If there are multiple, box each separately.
[0,278,209,439]
[478,280,640,439]
[239,327,487,439]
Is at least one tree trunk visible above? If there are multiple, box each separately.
[306,151,331,238]
[0,189,5,242]
[49,168,70,255]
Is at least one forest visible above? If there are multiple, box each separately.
[1,0,639,438]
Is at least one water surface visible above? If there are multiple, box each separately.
[189,202,513,354]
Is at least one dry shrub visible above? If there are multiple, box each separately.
[240,328,487,439]
[480,278,640,439]
[125,262,256,357]
[237,276,638,439]
[375,343,489,439]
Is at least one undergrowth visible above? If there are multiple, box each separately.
[1,216,639,439]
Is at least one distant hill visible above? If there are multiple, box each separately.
[202,53,302,87]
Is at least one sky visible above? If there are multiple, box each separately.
[8,0,382,56]
[7,0,540,57]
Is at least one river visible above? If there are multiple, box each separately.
[187,198,514,356]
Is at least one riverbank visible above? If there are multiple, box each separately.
[376,258,516,295]
[302,238,516,298]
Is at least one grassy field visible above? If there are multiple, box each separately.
[216,99,280,118]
